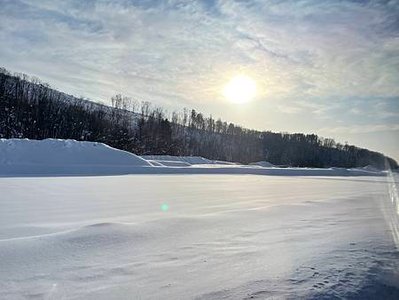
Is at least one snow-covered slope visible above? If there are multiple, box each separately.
[0,139,151,175]
[0,139,387,177]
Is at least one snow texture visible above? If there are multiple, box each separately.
[249,161,275,167]
[0,138,151,175]
[0,174,398,299]
[0,139,387,177]
[0,139,398,299]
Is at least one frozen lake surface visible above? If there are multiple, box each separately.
[1,174,399,299]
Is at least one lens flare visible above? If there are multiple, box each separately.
[161,203,169,212]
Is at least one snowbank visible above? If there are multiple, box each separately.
[147,160,192,167]
[141,155,239,166]
[141,155,212,165]
[361,165,382,172]
[249,161,275,168]
[0,139,151,175]
[0,139,387,177]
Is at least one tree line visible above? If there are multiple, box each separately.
[0,67,397,169]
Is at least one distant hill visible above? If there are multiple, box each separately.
[0,67,397,169]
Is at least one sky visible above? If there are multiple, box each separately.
[0,0,398,160]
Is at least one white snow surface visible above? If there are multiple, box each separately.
[249,161,275,167]
[1,174,398,299]
[141,155,239,166]
[0,139,387,177]
[141,155,214,165]
[0,138,151,175]
[1,139,399,298]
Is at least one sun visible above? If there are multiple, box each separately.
[223,75,257,104]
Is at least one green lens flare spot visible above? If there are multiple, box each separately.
[161,203,169,212]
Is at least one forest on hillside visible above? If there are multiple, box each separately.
[0,67,397,169]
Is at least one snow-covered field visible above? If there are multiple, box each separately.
[1,139,399,299]
[1,174,399,299]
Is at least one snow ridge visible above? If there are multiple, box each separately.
[0,139,387,177]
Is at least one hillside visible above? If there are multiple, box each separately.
[0,68,397,169]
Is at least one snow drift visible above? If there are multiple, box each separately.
[141,155,213,165]
[141,155,239,166]
[0,139,151,175]
[0,139,387,177]
[249,161,275,168]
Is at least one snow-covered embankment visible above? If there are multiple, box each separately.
[0,139,387,177]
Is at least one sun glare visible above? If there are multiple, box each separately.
[223,75,257,104]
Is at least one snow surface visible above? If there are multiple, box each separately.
[1,174,398,299]
[0,139,387,177]
[1,139,398,298]
[141,155,214,165]
[0,138,151,175]
[141,155,240,166]
[249,161,275,168]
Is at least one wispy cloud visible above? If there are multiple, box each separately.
[1,0,398,102]
[320,123,399,134]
